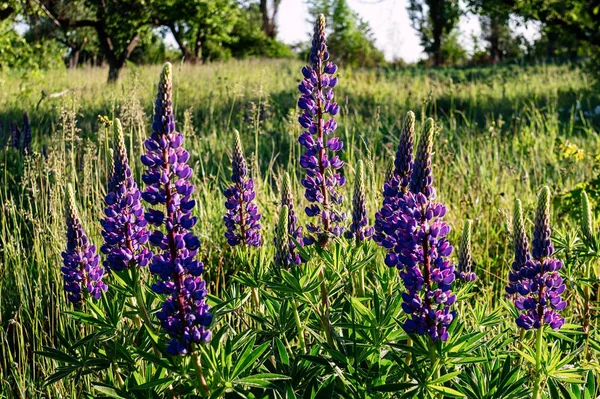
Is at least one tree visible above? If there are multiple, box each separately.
[31,0,152,82]
[259,0,281,39]
[153,0,238,64]
[307,0,385,68]
[407,0,461,66]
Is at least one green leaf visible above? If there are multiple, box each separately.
[92,383,132,399]
[274,337,289,367]
[429,384,465,397]
[231,340,269,379]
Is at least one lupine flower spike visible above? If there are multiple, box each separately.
[298,14,345,246]
[382,119,457,342]
[223,130,262,247]
[274,205,290,269]
[506,199,531,297]
[101,119,152,272]
[274,173,303,266]
[22,113,32,155]
[9,122,20,149]
[581,190,595,245]
[374,111,415,248]
[507,188,566,330]
[346,160,373,241]
[456,220,476,282]
[141,63,212,355]
[61,184,107,303]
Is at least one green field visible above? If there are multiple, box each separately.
[1,60,599,397]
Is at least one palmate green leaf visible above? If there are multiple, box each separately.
[430,384,465,398]
[65,310,113,328]
[274,337,289,367]
[92,383,132,399]
[584,370,595,399]
[36,347,80,364]
[130,377,174,391]
[234,373,291,389]
[370,382,416,392]
[430,370,461,384]
[231,339,270,379]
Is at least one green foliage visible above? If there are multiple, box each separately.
[307,0,385,67]
[408,0,462,66]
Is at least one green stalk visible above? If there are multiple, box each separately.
[292,300,306,352]
[192,351,209,396]
[319,266,335,348]
[429,340,442,399]
[531,326,544,399]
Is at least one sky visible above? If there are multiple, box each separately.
[276,0,541,63]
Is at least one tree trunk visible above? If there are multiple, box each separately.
[169,24,198,64]
[260,0,279,39]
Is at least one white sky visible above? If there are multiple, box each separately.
[276,0,541,63]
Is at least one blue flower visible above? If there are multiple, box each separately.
[142,63,212,355]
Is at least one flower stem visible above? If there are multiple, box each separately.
[532,326,544,399]
[192,351,209,396]
[292,300,306,352]
[319,266,335,348]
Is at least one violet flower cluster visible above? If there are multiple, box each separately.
[298,14,345,245]
[8,113,31,155]
[377,118,457,342]
[61,184,107,303]
[274,173,303,266]
[223,131,262,247]
[345,160,373,241]
[141,63,212,355]
[506,188,566,330]
[100,119,152,272]
[374,111,415,248]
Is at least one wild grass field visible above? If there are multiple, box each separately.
[1,59,600,398]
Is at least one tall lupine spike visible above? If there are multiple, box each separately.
[345,160,373,241]
[532,186,553,259]
[61,184,107,303]
[456,219,476,282]
[275,172,303,265]
[394,111,416,190]
[298,14,345,246]
[410,118,435,199]
[506,199,531,296]
[22,112,32,155]
[581,190,595,244]
[383,118,457,342]
[373,111,416,249]
[100,119,152,272]
[223,130,262,247]
[274,205,290,268]
[9,122,20,149]
[141,63,212,355]
[508,189,566,331]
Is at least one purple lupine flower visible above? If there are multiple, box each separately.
[506,199,531,297]
[507,187,566,330]
[298,14,345,246]
[141,63,212,355]
[223,130,262,247]
[374,111,415,248]
[274,172,303,266]
[345,160,373,241]
[380,119,457,342]
[274,205,290,268]
[9,122,20,149]
[456,220,476,282]
[100,119,152,272]
[22,113,32,155]
[61,184,107,303]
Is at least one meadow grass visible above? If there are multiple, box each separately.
[0,59,599,397]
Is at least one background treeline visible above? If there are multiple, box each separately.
[0,0,599,81]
